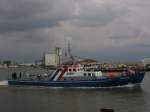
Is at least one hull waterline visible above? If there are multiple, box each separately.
[8,72,145,88]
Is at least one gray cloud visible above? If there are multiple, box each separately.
[71,1,128,27]
[0,0,150,62]
[0,0,75,32]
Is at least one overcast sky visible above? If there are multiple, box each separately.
[0,0,150,63]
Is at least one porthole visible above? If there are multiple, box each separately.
[69,69,72,72]
[73,69,76,72]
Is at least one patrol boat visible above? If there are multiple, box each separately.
[8,64,145,87]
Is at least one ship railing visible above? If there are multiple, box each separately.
[9,71,54,81]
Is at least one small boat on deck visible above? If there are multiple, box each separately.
[8,64,145,87]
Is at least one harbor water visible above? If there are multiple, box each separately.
[0,68,150,112]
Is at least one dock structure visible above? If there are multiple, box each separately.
[100,108,114,112]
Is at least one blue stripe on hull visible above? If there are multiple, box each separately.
[8,72,145,87]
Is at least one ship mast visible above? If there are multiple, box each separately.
[68,41,74,64]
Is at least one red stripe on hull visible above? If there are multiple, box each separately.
[57,68,67,80]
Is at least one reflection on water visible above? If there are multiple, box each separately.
[0,69,149,112]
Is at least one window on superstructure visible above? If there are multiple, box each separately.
[87,69,91,72]
[88,73,91,76]
[84,73,86,76]
[92,73,95,76]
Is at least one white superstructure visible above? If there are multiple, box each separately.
[51,64,103,81]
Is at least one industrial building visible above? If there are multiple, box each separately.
[43,47,98,67]
[44,54,56,66]
[141,58,150,66]
[43,47,62,67]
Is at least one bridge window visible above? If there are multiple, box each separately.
[67,73,74,75]
[88,73,91,76]
[92,73,95,76]
[84,73,87,76]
